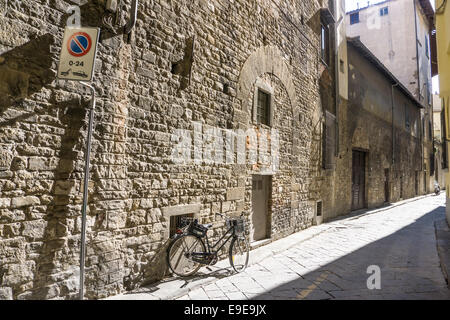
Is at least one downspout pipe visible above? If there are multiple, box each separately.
[334,5,344,157]
[413,0,424,171]
[391,83,399,165]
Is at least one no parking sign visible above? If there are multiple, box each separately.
[57,27,100,81]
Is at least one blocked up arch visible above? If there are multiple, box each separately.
[236,45,300,120]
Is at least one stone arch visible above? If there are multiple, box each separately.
[236,45,299,121]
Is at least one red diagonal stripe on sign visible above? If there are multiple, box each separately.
[73,37,87,53]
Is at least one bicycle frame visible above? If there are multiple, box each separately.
[202,225,236,255]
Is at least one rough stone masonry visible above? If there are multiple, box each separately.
[0,0,333,299]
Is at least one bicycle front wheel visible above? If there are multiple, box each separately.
[229,236,250,273]
[167,234,206,277]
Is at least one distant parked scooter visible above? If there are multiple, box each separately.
[434,181,440,195]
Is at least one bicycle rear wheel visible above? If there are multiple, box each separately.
[167,234,206,277]
[229,236,249,273]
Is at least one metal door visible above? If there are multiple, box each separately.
[384,169,390,203]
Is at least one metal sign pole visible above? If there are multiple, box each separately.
[79,82,96,300]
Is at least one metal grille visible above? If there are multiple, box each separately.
[227,218,245,235]
[350,12,359,25]
[235,219,245,235]
[169,214,193,237]
[316,201,323,217]
[257,90,270,125]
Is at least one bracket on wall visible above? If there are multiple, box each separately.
[102,0,122,34]
[124,0,138,35]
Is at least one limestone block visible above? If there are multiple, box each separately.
[0,198,11,208]
[28,157,57,171]
[161,204,201,216]
[0,287,13,300]
[1,262,35,287]
[226,187,245,201]
[11,196,40,208]
[0,146,13,170]
[22,220,47,239]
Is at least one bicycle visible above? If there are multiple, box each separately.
[166,213,250,277]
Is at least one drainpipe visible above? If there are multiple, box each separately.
[334,3,343,157]
[391,83,399,165]
[413,0,425,172]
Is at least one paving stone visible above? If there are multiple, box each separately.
[106,194,450,300]
[224,291,247,300]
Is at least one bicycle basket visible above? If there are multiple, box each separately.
[228,218,245,235]
[188,222,208,237]
[235,219,245,235]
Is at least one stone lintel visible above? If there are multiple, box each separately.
[226,187,245,201]
[161,204,201,217]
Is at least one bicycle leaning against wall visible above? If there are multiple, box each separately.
[166,213,250,277]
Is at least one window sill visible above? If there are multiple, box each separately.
[254,122,272,129]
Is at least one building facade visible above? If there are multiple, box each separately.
[0,0,346,299]
[346,0,436,194]
[315,37,426,222]
[435,0,450,224]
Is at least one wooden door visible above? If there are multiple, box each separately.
[352,150,366,210]
[384,169,390,203]
[251,175,270,242]
[415,171,419,195]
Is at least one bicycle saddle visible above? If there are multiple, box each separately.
[201,223,213,229]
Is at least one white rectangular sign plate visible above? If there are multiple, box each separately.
[57,27,100,82]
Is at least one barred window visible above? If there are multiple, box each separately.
[350,12,360,25]
[169,213,193,237]
[321,24,330,65]
[257,89,270,126]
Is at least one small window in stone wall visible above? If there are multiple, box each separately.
[169,213,193,237]
[257,89,271,126]
[350,12,360,25]
[321,24,330,65]
[316,200,323,217]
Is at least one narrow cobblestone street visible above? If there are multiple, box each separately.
[173,194,450,300]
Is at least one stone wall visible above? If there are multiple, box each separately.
[0,0,329,299]
[316,41,426,222]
